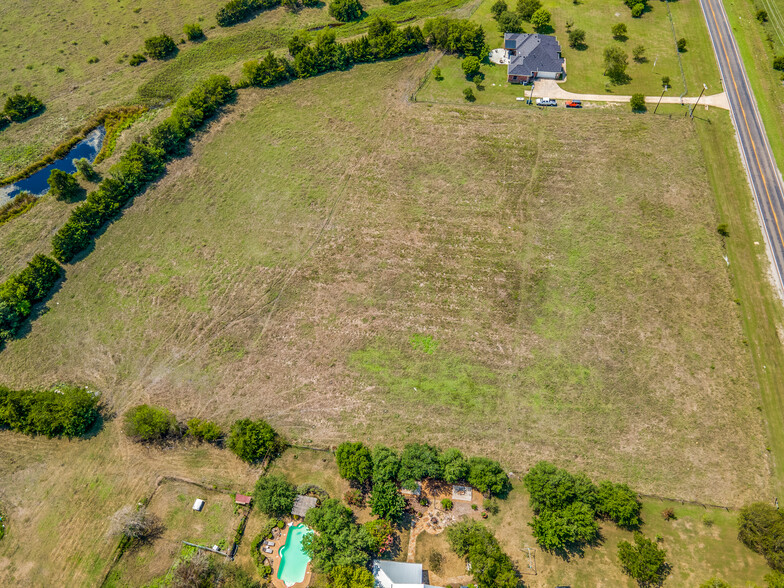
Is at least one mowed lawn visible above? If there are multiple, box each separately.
[0,56,768,508]
[419,0,722,104]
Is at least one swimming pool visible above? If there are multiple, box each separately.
[277,523,313,586]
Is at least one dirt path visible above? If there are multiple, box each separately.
[528,79,730,110]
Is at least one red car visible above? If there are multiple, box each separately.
[565,100,582,108]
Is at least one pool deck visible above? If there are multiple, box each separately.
[267,522,313,588]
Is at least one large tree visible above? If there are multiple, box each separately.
[603,45,629,83]
[738,502,784,571]
[440,448,469,484]
[47,169,80,201]
[399,443,442,483]
[372,445,400,483]
[516,0,541,20]
[529,501,598,551]
[123,404,178,442]
[369,481,406,520]
[446,521,517,588]
[467,457,509,496]
[617,532,668,586]
[596,481,641,528]
[336,442,373,485]
[227,418,281,463]
[303,499,375,573]
[254,474,296,517]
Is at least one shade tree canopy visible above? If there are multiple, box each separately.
[227,418,282,463]
[399,443,442,484]
[336,441,373,485]
[254,474,296,517]
[372,445,400,482]
[617,532,669,585]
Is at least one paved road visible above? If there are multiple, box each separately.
[699,0,784,294]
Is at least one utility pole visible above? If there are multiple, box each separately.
[654,85,668,114]
[689,83,708,118]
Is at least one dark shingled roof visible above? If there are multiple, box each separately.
[505,33,564,77]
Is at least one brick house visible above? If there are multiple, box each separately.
[505,33,565,84]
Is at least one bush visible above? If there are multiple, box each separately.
[439,448,469,483]
[288,32,310,57]
[243,52,293,87]
[530,501,599,551]
[423,17,486,58]
[463,87,476,102]
[0,254,61,343]
[364,518,394,555]
[595,481,641,528]
[329,0,363,22]
[73,158,98,181]
[345,488,364,506]
[483,497,499,515]
[491,0,508,19]
[253,474,296,517]
[144,34,177,59]
[369,481,406,520]
[216,0,279,26]
[677,37,687,52]
[186,418,223,442]
[612,23,627,39]
[633,44,646,62]
[630,92,646,111]
[227,418,282,463]
[184,23,204,40]
[717,223,730,237]
[618,532,669,585]
[336,441,373,485]
[0,384,100,438]
[433,66,443,80]
[603,45,629,83]
[4,94,44,122]
[662,75,670,87]
[516,0,541,21]
[662,507,676,521]
[330,565,375,588]
[524,461,595,511]
[428,551,443,572]
[774,55,784,71]
[699,579,732,588]
[372,445,400,483]
[757,9,768,22]
[123,404,179,442]
[631,3,644,17]
[738,502,784,570]
[47,169,80,201]
[462,56,481,79]
[441,498,453,510]
[497,11,524,33]
[767,571,784,588]
[446,521,517,588]
[569,28,586,48]
[129,54,147,66]
[530,7,551,31]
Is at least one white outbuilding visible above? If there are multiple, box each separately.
[193,499,205,511]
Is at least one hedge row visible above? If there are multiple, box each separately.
[0,384,100,438]
[216,0,280,27]
[51,75,235,263]
[0,254,61,345]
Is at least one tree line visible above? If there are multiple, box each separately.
[0,384,100,438]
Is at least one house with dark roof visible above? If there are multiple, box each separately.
[504,33,565,84]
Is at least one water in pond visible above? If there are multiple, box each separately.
[0,126,105,204]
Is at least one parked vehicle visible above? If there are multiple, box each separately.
[536,97,557,106]
[565,100,582,108]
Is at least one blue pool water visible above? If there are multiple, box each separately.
[277,524,313,586]
[0,126,105,202]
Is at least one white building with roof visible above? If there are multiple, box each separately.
[372,560,443,588]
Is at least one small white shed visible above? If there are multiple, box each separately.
[193,499,205,511]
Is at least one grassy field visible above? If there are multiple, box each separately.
[0,0,476,178]
[418,0,722,105]
[0,55,769,508]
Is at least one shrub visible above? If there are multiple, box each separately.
[662,75,670,87]
[73,158,98,181]
[4,94,44,122]
[47,169,80,201]
[491,0,508,19]
[423,17,486,58]
[446,521,517,588]
[123,404,179,442]
[288,32,311,57]
[524,461,596,511]
[717,223,730,237]
[463,87,476,102]
[633,44,646,62]
[631,3,644,17]
[738,502,784,570]
[87,56,100,64]
[216,0,279,26]
[462,56,481,78]
[184,23,204,40]
[144,34,177,59]
[433,66,443,80]
[757,9,768,22]
[345,488,364,506]
[129,54,147,66]
[677,37,687,52]
[186,418,223,442]
[442,498,453,510]
[364,518,394,555]
[662,507,676,521]
[329,0,363,22]
[483,497,499,515]
[530,501,599,551]
[603,45,629,83]
[428,551,443,572]
[369,481,406,520]
[330,565,375,588]
[0,254,61,343]
[242,52,293,87]
[595,481,641,528]
[336,441,373,485]
[618,532,669,585]
[497,11,524,33]
[0,384,100,438]
[253,474,296,517]
[569,28,586,48]
[227,418,282,463]
[110,505,164,541]
[612,23,627,39]
[774,55,784,71]
[767,571,784,588]
[630,92,646,111]
[699,579,732,588]
[530,7,551,31]
[516,0,541,21]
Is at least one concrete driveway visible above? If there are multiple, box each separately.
[526,79,729,110]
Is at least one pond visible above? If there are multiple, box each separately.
[0,126,105,204]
